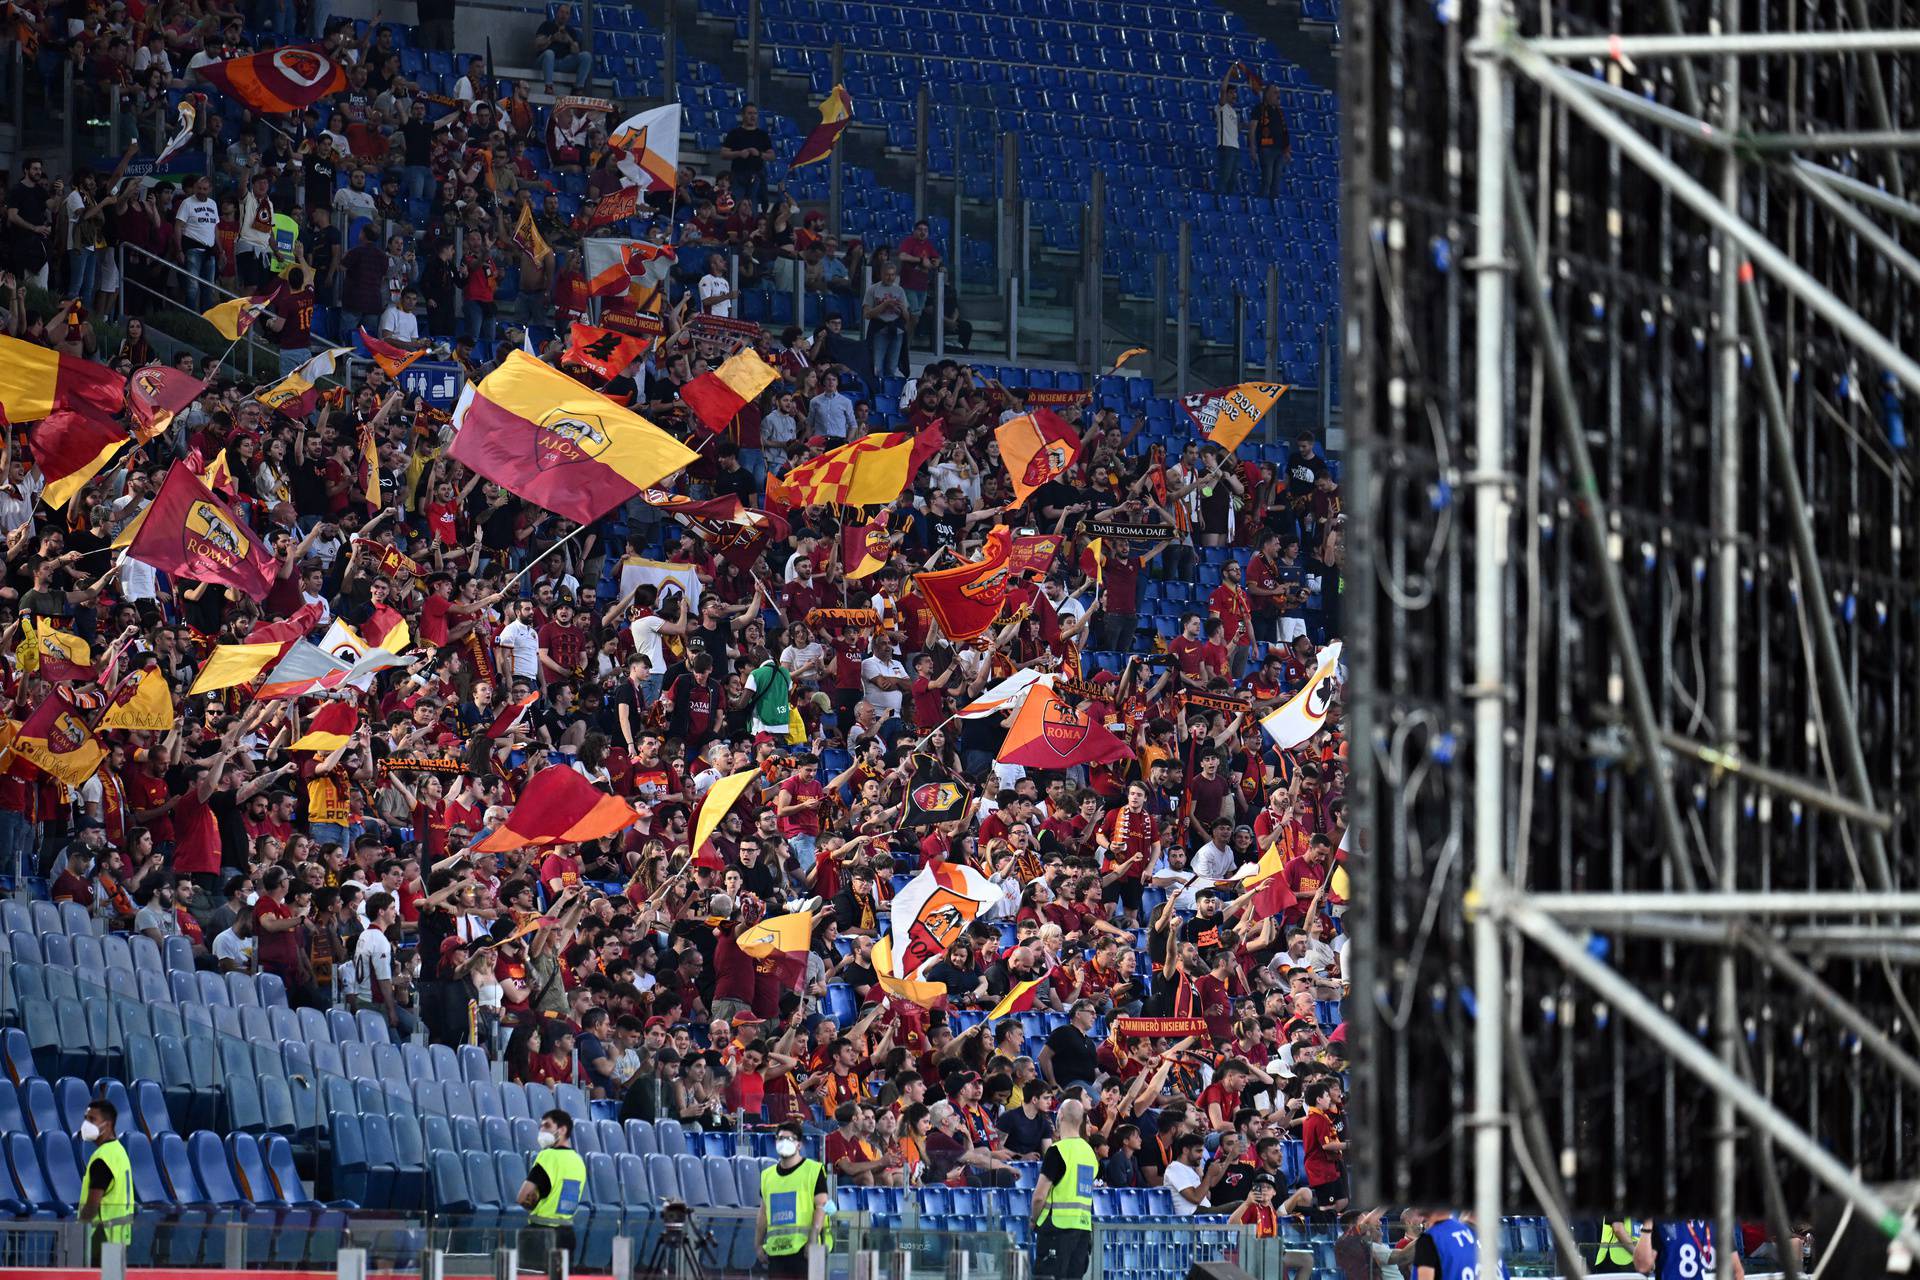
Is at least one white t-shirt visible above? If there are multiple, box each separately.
[212,929,256,971]
[497,619,542,679]
[629,615,670,671]
[779,641,826,680]
[1215,102,1241,149]
[860,655,908,716]
[379,306,421,344]
[1192,840,1238,880]
[1162,1160,1205,1215]
[352,926,395,1003]
[176,194,219,248]
[698,272,733,318]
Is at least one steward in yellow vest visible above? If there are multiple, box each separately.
[516,1108,587,1275]
[79,1099,133,1263]
[757,1121,830,1279]
[1030,1099,1096,1280]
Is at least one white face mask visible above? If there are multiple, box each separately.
[79,1120,100,1142]
[774,1137,799,1159]
[537,1130,558,1149]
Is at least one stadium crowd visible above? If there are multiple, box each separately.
[0,0,1361,1261]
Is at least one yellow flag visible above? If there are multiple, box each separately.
[786,704,807,745]
[14,617,37,674]
[187,642,283,695]
[1179,382,1289,453]
[691,767,759,862]
[99,668,175,731]
[110,501,151,549]
[987,976,1045,1022]
[739,910,813,960]
[871,934,953,1008]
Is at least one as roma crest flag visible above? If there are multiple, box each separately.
[913,525,1015,642]
[449,351,699,526]
[511,200,554,263]
[27,409,127,510]
[126,463,277,597]
[585,185,640,229]
[1261,640,1343,750]
[686,507,789,571]
[885,860,1000,984]
[638,489,744,521]
[30,624,94,683]
[0,334,125,421]
[475,765,640,852]
[841,519,892,580]
[996,683,1133,769]
[791,83,852,169]
[1179,381,1289,453]
[738,909,812,989]
[14,690,104,787]
[608,103,681,191]
[903,754,968,827]
[128,364,206,443]
[198,44,346,113]
[563,323,649,381]
[995,409,1081,507]
[98,667,175,732]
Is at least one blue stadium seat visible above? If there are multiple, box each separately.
[655,1118,688,1157]
[644,1152,680,1200]
[429,1150,473,1214]
[331,1112,370,1205]
[2,1131,59,1213]
[36,1132,81,1211]
[625,1119,656,1157]
[359,1114,402,1208]
[187,1130,250,1207]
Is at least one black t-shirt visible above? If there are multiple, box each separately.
[711,465,757,502]
[9,182,49,265]
[1285,449,1327,499]
[301,223,343,273]
[401,119,436,167]
[1412,1232,1443,1272]
[921,512,961,555]
[536,20,579,55]
[1044,1024,1098,1087]
[722,126,774,179]
[997,1106,1052,1157]
[1210,1159,1257,1212]
[290,455,331,513]
[1100,1148,1139,1187]
[305,156,338,209]
[691,623,733,678]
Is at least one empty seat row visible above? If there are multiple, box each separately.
[0,899,96,940]
[430,1149,771,1216]
[327,1075,592,1131]
[0,1127,340,1217]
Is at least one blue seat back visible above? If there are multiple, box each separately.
[262,1135,310,1204]
[21,1077,58,1136]
[189,1130,244,1202]
[584,1151,618,1208]
[616,1152,649,1206]
[429,1150,471,1213]
[226,1132,278,1205]
[625,1119,657,1156]
[329,1009,361,1044]
[155,1132,205,1203]
[655,1118,688,1157]
[37,1132,81,1208]
[5,1132,53,1210]
[644,1152,680,1201]
[674,1153,710,1206]
[464,1151,504,1210]
[121,1131,171,1206]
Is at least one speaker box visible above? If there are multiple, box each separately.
[1185,1263,1259,1280]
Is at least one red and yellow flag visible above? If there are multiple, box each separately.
[0,334,125,421]
[739,909,813,989]
[198,45,346,113]
[996,408,1081,508]
[792,84,853,169]
[996,683,1134,769]
[842,519,892,580]
[680,349,780,434]
[290,700,359,751]
[475,765,641,852]
[202,290,277,341]
[27,409,127,510]
[128,365,207,444]
[913,525,1014,642]
[586,186,641,229]
[98,667,175,732]
[125,462,278,597]
[987,977,1045,1022]
[1242,843,1298,919]
[511,200,554,263]
[766,423,945,512]
[448,351,699,527]
[27,622,94,684]
[358,328,424,379]
[14,690,105,787]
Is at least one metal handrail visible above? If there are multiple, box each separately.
[120,242,282,382]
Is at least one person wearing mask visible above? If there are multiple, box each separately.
[757,1118,830,1277]
[515,1108,586,1270]
[78,1098,133,1261]
[1029,1097,1096,1280]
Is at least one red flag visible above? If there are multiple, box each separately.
[290,700,359,750]
[124,462,276,597]
[791,84,852,169]
[586,186,641,229]
[128,365,207,444]
[245,601,323,654]
[637,489,746,521]
[996,409,1081,507]
[562,322,650,381]
[680,507,789,571]
[482,691,540,739]
[913,526,1015,642]
[995,683,1134,769]
[358,328,424,379]
[26,409,128,510]
[198,45,346,113]
[842,519,891,579]
[475,765,641,852]
[0,335,124,422]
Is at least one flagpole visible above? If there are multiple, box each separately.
[498,521,592,594]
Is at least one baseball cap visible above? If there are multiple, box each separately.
[438,937,470,961]
[644,1015,669,1030]
[730,1012,764,1027]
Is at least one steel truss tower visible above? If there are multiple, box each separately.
[1345,0,1920,1275]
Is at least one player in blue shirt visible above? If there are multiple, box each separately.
[1635,1220,1745,1280]
[1412,1211,1505,1280]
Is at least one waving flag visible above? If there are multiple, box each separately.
[188,643,282,695]
[842,519,892,580]
[256,346,352,419]
[616,558,703,615]
[358,328,424,379]
[254,640,353,700]
[152,94,204,167]
[14,691,104,786]
[638,490,745,521]
[996,682,1133,769]
[482,690,541,739]
[511,200,554,263]
[957,668,1053,720]
[996,409,1081,507]
[679,507,789,571]
[1240,843,1298,919]
[914,525,1015,642]
[609,103,681,191]
[680,349,780,434]
[563,322,649,381]
[449,351,699,526]
[27,623,94,683]
[97,667,175,732]
[125,463,277,597]
[475,765,640,851]
[199,45,346,113]
[27,410,127,510]
[739,909,813,989]
[0,334,125,421]
[791,84,852,169]
[290,700,359,751]
[766,424,945,512]
[583,237,676,306]
[886,860,1002,982]
[585,185,641,229]
[903,754,969,827]
[1179,382,1289,453]
[691,767,758,860]
[202,290,277,341]
[1260,640,1343,750]
[128,365,206,443]
[987,977,1045,1022]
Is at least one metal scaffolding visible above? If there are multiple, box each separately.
[1349,0,1920,1269]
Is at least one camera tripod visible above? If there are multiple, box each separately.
[643,1219,716,1280]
